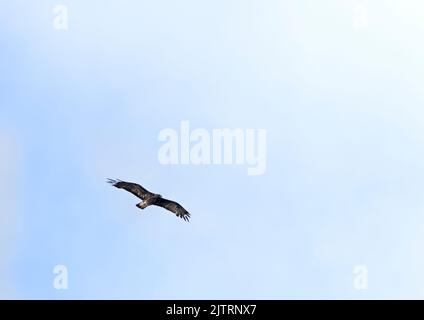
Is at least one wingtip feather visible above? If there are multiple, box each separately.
[107,178,121,186]
[181,211,190,222]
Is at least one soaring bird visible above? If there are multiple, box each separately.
[107,179,190,222]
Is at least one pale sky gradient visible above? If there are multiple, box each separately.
[1,0,424,299]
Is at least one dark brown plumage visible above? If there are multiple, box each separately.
[107,179,190,222]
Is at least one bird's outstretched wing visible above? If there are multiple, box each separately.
[107,179,153,200]
[154,197,191,222]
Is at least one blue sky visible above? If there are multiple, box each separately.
[1,0,424,299]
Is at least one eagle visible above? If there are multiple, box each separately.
[107,179,191,222]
